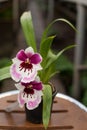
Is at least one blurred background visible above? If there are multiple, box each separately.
[0,0,87,106]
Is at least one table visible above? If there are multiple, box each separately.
[0,90,87,130]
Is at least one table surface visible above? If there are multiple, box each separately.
[0,90,87,130]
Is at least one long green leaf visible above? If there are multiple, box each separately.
[42,55,73,83]
[0,66,11,80]
[20,11,37,52]
[41,18,77,43]
[45,44,75,69]
[43,84,52,129]
[40,36,55,67]
[41,45,75,83]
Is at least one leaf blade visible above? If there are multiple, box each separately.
[40,36,55,67]
[41,44,75,83]
[0,66,11,80]
[46,44,75,69]
[43,84,52,129]
[20,11,37,52]
[41,18,77,42]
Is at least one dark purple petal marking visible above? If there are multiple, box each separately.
[24,87,34,95]
[30,53,42,64]
[21,81,42,91]
[21,82,29,87]
[19,61,33,72]
[17,50,28,61]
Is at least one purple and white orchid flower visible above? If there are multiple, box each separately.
[10,47,42,83]
[15,80,43,110]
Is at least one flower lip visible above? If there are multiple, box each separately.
[18,89,43,110]
[24,87,34,95]
[19,61,33,72]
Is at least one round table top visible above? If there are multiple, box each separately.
[0,90,87,112]
[0,90,87,130]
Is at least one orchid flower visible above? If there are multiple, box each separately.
[10,47,42,83]
[15,80,43,110]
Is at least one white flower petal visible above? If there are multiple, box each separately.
[26,90,43,110]
[35,76,40,82]
[15,83,24,90]
[18,91,25,108]
[21,69,37,83]
[25,47,34,55]
[12,57,21,64]
[36,64,42,71]
[10,64,21,82]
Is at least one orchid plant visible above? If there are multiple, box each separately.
[0,11,76,128]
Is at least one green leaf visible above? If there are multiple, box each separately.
[20,11,37,52]
[0,66,11,80]
[44,55,73,82]
[54,55,73,71]
[41,44,75,83]
[40,67,59,84]
[43,84,52,129]
[40,36,55,66]
[0,58,12,68]
[45,44,75,69]
[41,18,77,43]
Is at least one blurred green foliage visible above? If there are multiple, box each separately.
[80,59,87,106]
[0,58,12,68]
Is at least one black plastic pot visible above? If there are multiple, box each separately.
[25,86,57,124]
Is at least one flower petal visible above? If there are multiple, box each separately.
[10,64,21,82]
[26,91,42,110]
[27,100,38,110]
[16,50,27,61]
[12,57,20,64]
[18,91,25,107]
[10,62,39,83]
[32,82,43,90]
[21,80,42,91]
[15,83,24,90]
[35,64,42,71]
[21,68,37,83]
[30,53,42,64]
[25,47,34,58]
